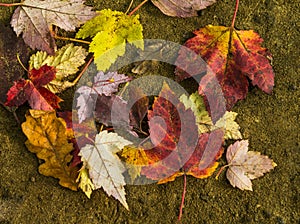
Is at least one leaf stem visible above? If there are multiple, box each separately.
[73,56,94,84]
[53,34,91,45]
[0,2,23,7]
[178,174,187,221]
[16,53,28,72]
[125,0,134,15]
[215,164,230,179]
[128,0,148,16]
[231,0,239,28]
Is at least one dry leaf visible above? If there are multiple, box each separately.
[152,0,217,17]
[120,146,149,183]
[11,0,96,54]
[29,43,88,93]
[76,166,95,198]
[79,130,132,210]
[226,140,277,191]
[21,110,78,190]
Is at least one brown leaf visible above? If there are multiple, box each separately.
[21,110,79,190]
[226,140,277,191]
[152,0,217,17]
[10,0,96,54]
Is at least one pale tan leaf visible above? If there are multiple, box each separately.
[151,0,217,17]
[11,0,96,54]
[225,140,276,191]
[227,166,253,191]
[79,131,132,210]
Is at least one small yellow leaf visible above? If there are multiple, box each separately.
[21,110,78,190]
[213,111,242,140]
[120,146,149,182]
[77,167,95,198]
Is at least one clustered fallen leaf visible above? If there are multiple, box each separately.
[0,0,277,220]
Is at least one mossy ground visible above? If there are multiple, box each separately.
[0,0,299,223]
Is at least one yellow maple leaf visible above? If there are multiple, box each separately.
[120,146,149,183]
[77,166,95,198]
[21,110,78,191]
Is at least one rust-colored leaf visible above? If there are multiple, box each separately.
[21,110,79,191]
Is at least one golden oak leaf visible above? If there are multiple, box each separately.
[21,110,78,191]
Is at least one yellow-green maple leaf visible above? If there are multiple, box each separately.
[76,9,144,71]
[29,43,88,93]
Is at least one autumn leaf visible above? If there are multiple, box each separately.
[76,9,143,71]
[94,95,128,127]
[225,140,277,191]
[180,92,242,140]
[175,25,275,109]
[152,0,217,17]
[79,130,132,210]
[76,167,95,198]
[76,71,131,123]
[10,0,96,54]
[29,43,88,93]
[0,24,29,105]
[128,85,149,131]
[140,83,223,183]
[120,146,149,183]
[21,110,78,191]
[5,65,62,110]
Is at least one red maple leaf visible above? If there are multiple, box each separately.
[141,82,223,183]
[5,65,62,110]
[175,25,274,110]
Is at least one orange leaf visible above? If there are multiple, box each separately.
[21,110,78,191]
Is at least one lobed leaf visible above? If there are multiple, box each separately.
[225,140,277,191]
[29,44,88,93]
[5,65,62,110]
[79,131,132,210]
[10,0,96,54]
[76,9,143,71]
[175,25,275,109]
[21,110,78,190]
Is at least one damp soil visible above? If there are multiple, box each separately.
[0,0,299,223]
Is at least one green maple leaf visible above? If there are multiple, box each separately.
[76,9,144,71]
